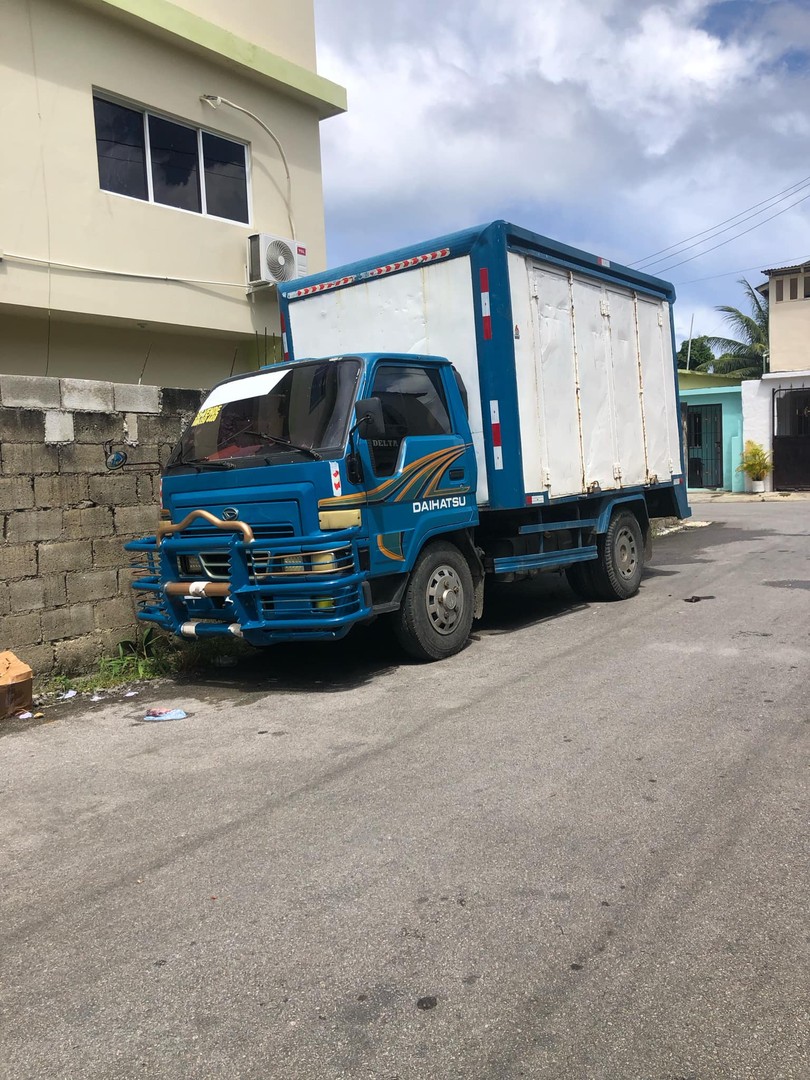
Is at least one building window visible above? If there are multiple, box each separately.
[804,276,810,299]
[790,277,799,300]
[93,95,249,224]
[775,279,784,302]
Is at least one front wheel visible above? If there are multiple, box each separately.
[589,510,644,601]
[393,542,475,661]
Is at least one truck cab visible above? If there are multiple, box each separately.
[128,353,479,657]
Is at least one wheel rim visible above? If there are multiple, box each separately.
[614,526,638,580]
[425,564,465,635]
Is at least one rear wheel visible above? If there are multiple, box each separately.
[589,510,644,601]
[393,542,475,661]
[565,559,599,600]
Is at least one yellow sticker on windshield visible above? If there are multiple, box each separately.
[191,405,222,427]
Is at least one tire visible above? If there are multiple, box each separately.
[589,510,644,601]
[393,542,475,661]
[565,559,599,601]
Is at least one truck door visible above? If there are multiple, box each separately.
[356,362,476,572]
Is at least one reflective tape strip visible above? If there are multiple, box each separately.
[480,268,492,340]
[490,400,503,470]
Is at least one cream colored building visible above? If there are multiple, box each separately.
[0,0,346,387]
[747,263,810,490]
[757,260,810,373]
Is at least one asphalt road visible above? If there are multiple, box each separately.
[2,501,808,1080]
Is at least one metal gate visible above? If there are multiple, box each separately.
[686,404,723,488]
[773,388,810,491]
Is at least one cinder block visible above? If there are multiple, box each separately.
[9,578,46,612]
[124,413,139,444]
[1,443,60,476]
[137,414,187,444]
[4,543,37,579]
[6,509,63,544]
[0,611,42,648]
[59,444,109,474]
[114,383,160,414]
[16,641,55,677]
[136,474,158,502]
[88,473,137,506]
[42,604,95,642]
[115,504,160,537]
[38,539,93,575]
[66,570,118,605]
[161,388,205,414]
[54,634,101,674]
[0,374,62,410]
[35,474,89,508]
[0,476,35,512]
[94,595,137,631]
[0,408,45,441]
[60,378,114,413]
[42,573,67,608]
[92,537,128,568]
[44,411,75,444]
[73,412,125,444]
[63,506,114,540]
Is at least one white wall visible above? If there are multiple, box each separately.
[742,370,810,491]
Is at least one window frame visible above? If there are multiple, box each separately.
[93,89,252,226]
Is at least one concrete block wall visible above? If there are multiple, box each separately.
[0,376,204,675]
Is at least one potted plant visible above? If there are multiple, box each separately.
[738,440,772,494]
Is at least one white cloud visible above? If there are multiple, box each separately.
[314,0,810,333]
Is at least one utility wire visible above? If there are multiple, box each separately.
[672,256,810,286]
[654,189,810,275]
[632,171,810,269]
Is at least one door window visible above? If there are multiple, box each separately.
[368,365,452,476]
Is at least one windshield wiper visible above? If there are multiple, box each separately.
[174,456,236,470]
[234,429,322,460]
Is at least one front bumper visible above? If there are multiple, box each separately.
[125,510,371,645]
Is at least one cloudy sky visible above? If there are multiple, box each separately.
[313,0,810,345]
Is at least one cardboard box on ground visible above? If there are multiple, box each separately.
[0,651,34,718]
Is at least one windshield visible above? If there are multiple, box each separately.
[167,359,361,470]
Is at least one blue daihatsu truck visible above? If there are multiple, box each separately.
[126,222,688,660]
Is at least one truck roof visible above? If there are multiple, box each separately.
[279,220,676,305]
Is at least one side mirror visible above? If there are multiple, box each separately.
[105,448,128,471]
[354,397,385,439]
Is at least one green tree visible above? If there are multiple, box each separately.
[705,278,769,379]
[676,335,715,370]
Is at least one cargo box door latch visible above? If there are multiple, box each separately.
[613,463,622,481]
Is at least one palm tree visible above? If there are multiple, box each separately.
[701,278,769,379]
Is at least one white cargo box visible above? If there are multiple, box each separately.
[279,222,683,511]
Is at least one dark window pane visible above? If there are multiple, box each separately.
[776,279,784,301]
[93,97,147,200]
[368,365,452,475]
[148,115,200,212]
[790,276,798,300]
[202,132,248,222]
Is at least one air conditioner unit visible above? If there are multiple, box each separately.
[247,233,308,287]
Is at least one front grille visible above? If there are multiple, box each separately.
[250,545,355,580]
[197,543,355,583]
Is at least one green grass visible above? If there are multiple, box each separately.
[41,629,250,694]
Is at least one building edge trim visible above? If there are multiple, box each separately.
[74,0,347,118]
